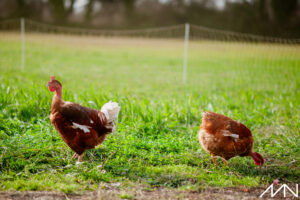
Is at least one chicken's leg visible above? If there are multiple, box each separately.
[72,153,78,159]
[221,157,228,166]
[210,153,217,165]
[78,153,84,162]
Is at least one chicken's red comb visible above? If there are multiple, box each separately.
[51,76,56,81]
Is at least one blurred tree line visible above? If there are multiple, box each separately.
[0,0,299,38]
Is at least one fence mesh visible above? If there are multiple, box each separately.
[0,18,299,91]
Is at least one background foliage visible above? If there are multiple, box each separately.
[0,0,299,37]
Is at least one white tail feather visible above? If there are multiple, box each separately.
[101,101,120,123]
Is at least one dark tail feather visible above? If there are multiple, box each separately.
[251,152,265,167]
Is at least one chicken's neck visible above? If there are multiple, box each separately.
[51,88,63,114]
[55,87,62,98]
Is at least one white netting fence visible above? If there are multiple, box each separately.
[2,18,300,41]
[0,18,185,38]
[0,18,299,85]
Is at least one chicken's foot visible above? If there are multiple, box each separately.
[210,153,217,165]
[78,153,84,162]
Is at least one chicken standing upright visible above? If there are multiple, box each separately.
[47,76,120,162]
[198,112,264,167]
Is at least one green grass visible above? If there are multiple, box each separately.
[0,33,299,193]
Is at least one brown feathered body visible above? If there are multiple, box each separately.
[50,95,113,155]
[198,112,264,165]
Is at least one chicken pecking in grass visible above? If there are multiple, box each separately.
[198,111,264,167]
[47,76,120,163]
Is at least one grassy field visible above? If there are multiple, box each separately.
[0,33,299,194]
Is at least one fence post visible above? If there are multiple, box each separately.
[183,23,189,84]
[21,18,25,71]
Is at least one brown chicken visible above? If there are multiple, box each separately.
[198,111,264,167]
[47,76,120,163]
